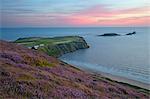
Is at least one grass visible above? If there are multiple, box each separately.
[14,36,81,47]
[16,74,35,81]
[14,36,87,57]
[22,55,55,67]
[35,59,55,67]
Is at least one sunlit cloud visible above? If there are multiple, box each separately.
[1,0,149,27]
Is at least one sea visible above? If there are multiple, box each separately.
[0,27,149,85]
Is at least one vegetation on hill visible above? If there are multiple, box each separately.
[14,36,89,57]
[0,40,149,98]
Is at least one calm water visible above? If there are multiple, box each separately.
[0,27,150,84]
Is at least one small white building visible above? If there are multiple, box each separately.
[31,45,39,50]
[34,45,39,49]
[29,44,44,50]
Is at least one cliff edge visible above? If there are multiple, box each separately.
[14,36,89,57]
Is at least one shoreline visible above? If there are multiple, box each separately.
[64,62,150,90]
[95,71,150,90]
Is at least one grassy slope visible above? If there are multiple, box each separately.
[14,36,79,46]
[0,40,149,98]
[14,36,89,57]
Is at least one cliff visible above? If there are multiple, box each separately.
[14,36,89,57]
[0,40,149,98]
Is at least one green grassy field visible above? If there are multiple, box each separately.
[14,36,89,57]
[14,36,82,46]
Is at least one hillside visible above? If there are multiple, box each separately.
[14,36,89,57]
[0,40,149,98]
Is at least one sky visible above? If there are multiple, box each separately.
[0,0,150,27]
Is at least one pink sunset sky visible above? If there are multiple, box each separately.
[1,0,150,27]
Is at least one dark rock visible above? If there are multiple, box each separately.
[75,78,82,82]
[98,33,120,36]
[93,79,97,82]
[1,71,10,77]
[126,31,136,35]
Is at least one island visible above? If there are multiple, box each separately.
[98,33,121,36]
[14,36,89,57]
[126,31,136,35]
[0,40,149,98]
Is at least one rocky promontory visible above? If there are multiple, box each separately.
[14,36,89,57]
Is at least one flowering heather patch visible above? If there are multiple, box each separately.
[15,63,34,71]
[0,40,149,98]
[16,74,35,81]
[0,52,24,64]
[21,54,54,67]
[52,86,87,98]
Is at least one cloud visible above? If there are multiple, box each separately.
[1,0,149,27]
[57,5,150,26]
[96,16,149,26]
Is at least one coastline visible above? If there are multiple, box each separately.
[63,62,150,90]
[6,36,150,90]
[95,71,150,90]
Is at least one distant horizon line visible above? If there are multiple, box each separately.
[1,26,149,28]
